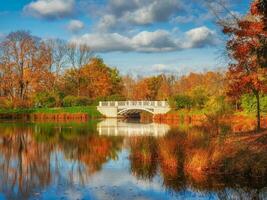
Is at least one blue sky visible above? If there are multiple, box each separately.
[0,0,250,76]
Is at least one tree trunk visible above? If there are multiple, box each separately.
[254,91,261,132]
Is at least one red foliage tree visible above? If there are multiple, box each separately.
[223,0,267,131]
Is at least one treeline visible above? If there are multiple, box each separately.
[0,30,265,116]
[0,31,123,108]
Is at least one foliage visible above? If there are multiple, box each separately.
[173,95,193,109]
[205,96,232,116]
[34,92,61,108]
[223,0,267,130]
[191,87,209,109]
[63,95,91,107]
[241,94,267,113]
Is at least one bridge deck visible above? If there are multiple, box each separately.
[99,101,169,107]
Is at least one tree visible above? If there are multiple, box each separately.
[66,43,93,96]
[156,75,172,100]
[80,58,113,98]
[223,0,267,131]
[46,39,68,75]
[0,31,53,107]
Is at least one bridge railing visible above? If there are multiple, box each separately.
[99,101,169,107]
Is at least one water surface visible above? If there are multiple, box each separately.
[0,119,266,200]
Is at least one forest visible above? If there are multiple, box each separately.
[0,0,266,130]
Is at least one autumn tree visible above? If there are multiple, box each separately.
[62,57,123,100]
[80,58,113,98]
[223,0,267,131]
[0,31,54,107]
[66,43,93,96]
[122,75,136,100]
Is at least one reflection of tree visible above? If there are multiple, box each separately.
[129,136,158,180]
[62,135,123,174]
[0,122,123,199]
[127,126,267,198]
[158,130,186,192]
[0,126,52,200]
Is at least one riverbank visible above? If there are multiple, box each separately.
[154,110,267,132]
[0,106,103,120]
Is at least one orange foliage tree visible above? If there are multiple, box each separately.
[223,0,267,131]
[0,31,54,107]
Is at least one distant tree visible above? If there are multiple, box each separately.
[122,75,136,100]
[66,42,93,96]
[156,75,172,100]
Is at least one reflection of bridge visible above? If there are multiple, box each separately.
[97,119,170,137]
[97,101,171,118]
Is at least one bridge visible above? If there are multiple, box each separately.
[97,101,171,118]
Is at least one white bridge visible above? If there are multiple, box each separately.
[97,101,171,118]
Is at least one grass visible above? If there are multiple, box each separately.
[0,106,103,118]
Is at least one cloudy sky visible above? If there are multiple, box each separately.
[0,0,250,75]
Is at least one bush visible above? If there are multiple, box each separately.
[34,92,59,108]
[0,97,12,109]
[63,95,77,107]
[191,87,208,109]
[241,94,267,113]
[173,95,193,109]
[63,96,91,107]
[75,96,92,106]
[205,96,232,116]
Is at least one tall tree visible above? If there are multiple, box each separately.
[223,0,267,131]
[66,43,93,96]
[0,31,53,107]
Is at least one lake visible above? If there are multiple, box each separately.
[0,119,266,200]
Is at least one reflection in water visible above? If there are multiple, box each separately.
[0,121,265,200]
[97,119,170,136]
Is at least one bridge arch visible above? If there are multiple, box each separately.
[118,108,154,116]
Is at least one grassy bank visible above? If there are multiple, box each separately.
[0,106,103,118]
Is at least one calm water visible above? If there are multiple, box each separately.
[0,119,266,200]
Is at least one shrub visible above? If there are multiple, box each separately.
[173,95,193,109]
[191,87,208,109]
[205,96,232,116]
[63,95,77,107]
[34,92,59,108]
[63,96,92,107]
[75,96,92,106]
[0,97,12,109]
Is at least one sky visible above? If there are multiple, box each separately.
[0,0,251,76]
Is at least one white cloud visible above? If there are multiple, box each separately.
[67,20,85,33]
[95,0,185,31]
[71,26,218,53]
[71,33,132,52]
[96,14,117,31]
[171,15,195,24]
[24,0,74,19]
[183,26,218,48]
[132,30,178,52]
[125,0,183,25]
